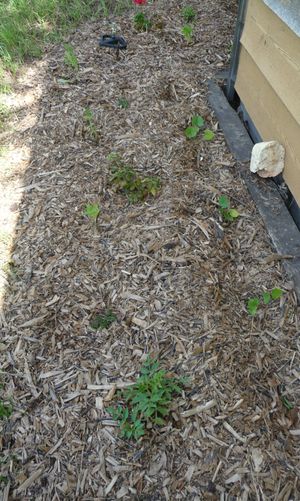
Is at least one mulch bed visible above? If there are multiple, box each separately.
[0,0,299,499]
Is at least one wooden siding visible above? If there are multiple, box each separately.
[235,0,300,205]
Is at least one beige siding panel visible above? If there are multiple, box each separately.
[240,0,300,125]
[236,47,300,206]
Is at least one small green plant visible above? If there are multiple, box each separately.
[117,97,129,109]
[0,400,12,419]
[83,107,97,139]
[109,153,161,203]
[247,288,284,316]
[281,396,294,411]
[184,115,204,139]
[90,310,117,330]
[203,129,215,141]
[64,44,79,70]
[134,12,151,31]
[218,195,239,222]
[182,6,196,22]
[247,297,260,316]
[181,24,193,43]
[107,357,188,440]
[83,203,100,220]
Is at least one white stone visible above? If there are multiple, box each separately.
[250,141,285,178]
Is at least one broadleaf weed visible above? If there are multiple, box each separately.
[107,357,188,440]
[108,153,161,202]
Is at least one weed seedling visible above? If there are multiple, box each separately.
[90,310,117,330]
[107,357,188,440]
[64,44,79,70]
[184,115,204,139]
[83,107,97,140]
[182,6,196,22]
[117,97,129,109]
[203,129,215,141]
[108,153,161,203]
[83,203,100,220]
[0,400,12,419]
[247,297,260,316]
[134,13,151,31]
[247,288,284,316]
[182,25,193,43]
[218,195,239,222]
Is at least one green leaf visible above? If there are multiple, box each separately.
[184,126,199,139]
[182,25,193,41]
[203,129,215,141]
[153,417,166,426]
[84,203,100,220]
[263,292,271,305]
[281,396,294,411]
[90,310,116,330]
[191,115,205,128]
[247,298,260,316]
[228,208,239,219]
[117,98,129,109]
[219,195,230,209]
[271,288,283,300]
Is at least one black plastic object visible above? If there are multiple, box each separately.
[99,35,127,50]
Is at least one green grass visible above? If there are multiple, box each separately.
[0,0,99,71]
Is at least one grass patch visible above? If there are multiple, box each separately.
[0,0,99,66]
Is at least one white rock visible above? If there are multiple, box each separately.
[250,141,285,178]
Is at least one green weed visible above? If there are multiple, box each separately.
[0,400,12,419]
[203,129,215,141]
[90,310,117,330]
[83,107,98,140]
[182,25,193,43]
[109,153,161,203]
[64,44,78,70]
[184,115,204,139]
[107,357,188,440]
[117,97,129,109]
[83,203,101,220]
[218,195,239,222]
[134,13,151,31]
[247,288,284,316]
[184,115,215,141]
[182,6,196,22]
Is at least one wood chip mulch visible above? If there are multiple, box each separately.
[0,1,299,499]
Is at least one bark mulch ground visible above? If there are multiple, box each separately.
[0,1,299,499]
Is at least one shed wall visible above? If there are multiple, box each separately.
[235,0,300,205]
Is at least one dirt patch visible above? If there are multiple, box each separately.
[0,1,299,499]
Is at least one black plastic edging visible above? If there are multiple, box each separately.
[208,79,300,301]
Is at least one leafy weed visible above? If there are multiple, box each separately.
[134,12,151,31]
[218,195,239,222]
[117,97,129,109]
[109,153,161,203]
[90,310,117,330]
[182,6,196,22]
[247,288,284,316]
[181,24,193,43]
[107,357,188,440]
[83,107,97,140]
[83,203,100,220]
[64,44,79,70]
